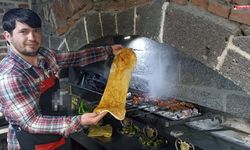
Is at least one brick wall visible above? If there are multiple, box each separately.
[0,0,31,61]
[174,0,250,28]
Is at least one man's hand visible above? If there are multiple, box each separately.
[80,112,107,126]
[111,44,124,55]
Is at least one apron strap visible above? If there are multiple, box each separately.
[39,75,61,116]
[39,75,57,94]
[35,137,65,150]
[13,75,64,149]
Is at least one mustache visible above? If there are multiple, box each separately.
[25,42,39,45]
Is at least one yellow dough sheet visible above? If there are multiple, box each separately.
[94,48,137,120]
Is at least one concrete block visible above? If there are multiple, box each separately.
[232,36,250,52]
[164,3,239,68]
[49,36,64,50]
[101,13,116,36]
[85,12,102,43]
[219,50,250,94]
[226,94,250,119]
[117,8,134,36]
[65,18,87,51]
[180,56,242,91]
[136,0,165,41]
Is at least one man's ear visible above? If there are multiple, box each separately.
[3,31,11,45]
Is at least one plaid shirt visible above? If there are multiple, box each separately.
[0,46,113,150]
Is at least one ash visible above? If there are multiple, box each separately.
[186,118,223,130]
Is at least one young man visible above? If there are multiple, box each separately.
[0,8,123,150]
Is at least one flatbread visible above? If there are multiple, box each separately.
[88,124,113,138]
[94,48,137,120]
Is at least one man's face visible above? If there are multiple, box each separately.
[4,21,41,56]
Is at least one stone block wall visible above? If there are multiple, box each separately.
[32,1,250,90]
[28,0,250,119]
[0,0,250,119]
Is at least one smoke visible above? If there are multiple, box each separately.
[126,37,178,98]
[146,50,177,98]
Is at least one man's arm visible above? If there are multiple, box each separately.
[54,44,123,68]
[0,75,81,136]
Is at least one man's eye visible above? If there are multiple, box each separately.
[20,30,28,34]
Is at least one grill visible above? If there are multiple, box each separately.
[68,66,218,150]
[68,36,250,150]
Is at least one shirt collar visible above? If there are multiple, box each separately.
[8,47,42,70]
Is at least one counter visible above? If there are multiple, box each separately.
[70,125,175,150]
[69,116,204,150]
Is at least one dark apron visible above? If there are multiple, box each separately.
[13,68,66,150]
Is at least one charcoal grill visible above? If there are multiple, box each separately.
[68,63,250,150]
[67,37,250,150]
[68,64,211,150]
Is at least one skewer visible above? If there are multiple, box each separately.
[126,105,137,109]
[131,106,159,117]
[126,105,152,112]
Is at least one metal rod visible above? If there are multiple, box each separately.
[132,106,162,117]
[132,48,144,51]
[126,105,137,109]
[126,105,151,112]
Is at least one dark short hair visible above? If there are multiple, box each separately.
[2,8,41,33]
